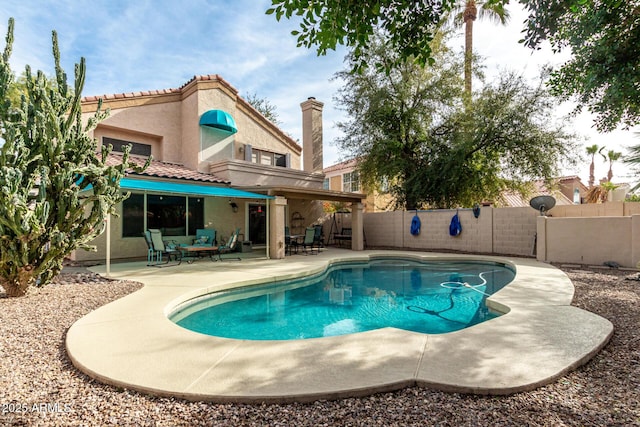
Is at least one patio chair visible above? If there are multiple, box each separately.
[143,230,161,265]
[301,227,319,255]
[285,226,298,255]
[192,228,216,247]
[147,229,182,266]
[313,224,324,248]
[215,228,241,261]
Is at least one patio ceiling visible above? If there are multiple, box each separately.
[239,185,366,203]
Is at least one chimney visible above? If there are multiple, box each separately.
[301,97,324,173]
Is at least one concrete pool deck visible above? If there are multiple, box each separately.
[65,250,613,402]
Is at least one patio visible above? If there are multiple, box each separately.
[65,249,613,403]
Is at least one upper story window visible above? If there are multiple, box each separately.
[252,149,285,167]
[323,178,329,190]
[245,144,289,168]
[343,171,360,192]
[103,137,152,157]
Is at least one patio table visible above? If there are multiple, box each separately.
[181,245,219,263]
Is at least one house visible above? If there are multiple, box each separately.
[498,176,589,208]
[73,75,365,263]
[323,159,395,212]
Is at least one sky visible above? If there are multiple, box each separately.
[0,0,637,186]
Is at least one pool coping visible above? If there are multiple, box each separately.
[65,249,613,403]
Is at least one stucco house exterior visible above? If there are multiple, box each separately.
[323,159,395,212]
[73,74,365,263]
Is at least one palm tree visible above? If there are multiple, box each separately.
[623,133,640,191]
[585,144,605,188]
[605,150,622,182]
[449,1,510,97]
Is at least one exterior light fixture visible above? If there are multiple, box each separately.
[229,201,238,213]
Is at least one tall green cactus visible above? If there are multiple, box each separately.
[0,18,147,297]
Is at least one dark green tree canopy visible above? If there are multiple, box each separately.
[521,0,640,132]
[268,0,640,132]
[267,0,463,71]
[334,35,577,209]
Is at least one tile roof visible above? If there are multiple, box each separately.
[323,158,358,174]
[82,74,235,103]
[500,180,573,208]
[106,151,229,184]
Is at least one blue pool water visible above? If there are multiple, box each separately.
[170,258,515,340]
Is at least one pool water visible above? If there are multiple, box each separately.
[171,258,515,340]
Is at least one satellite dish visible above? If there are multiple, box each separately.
[529,195,556,216]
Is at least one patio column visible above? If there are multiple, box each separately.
[536,215,547,261]
[351,202,364,251]
[269,196,287,259]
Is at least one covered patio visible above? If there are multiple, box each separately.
[243,185,367,259]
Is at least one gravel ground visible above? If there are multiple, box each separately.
[0,265,639,426]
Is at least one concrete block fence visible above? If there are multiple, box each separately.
[327,203,640,268]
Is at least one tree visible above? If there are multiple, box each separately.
[334,35,577,209]
[605,149,622,182]
[244,92,281,125]
[447,1,509,96]
[623,133,640,191]
[521,1,640,132]
[585,144,605,188]
[266,0,464,71]
[0,18,147,297]
[268,1,639,131]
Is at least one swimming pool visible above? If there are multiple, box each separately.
[170,258,515,340]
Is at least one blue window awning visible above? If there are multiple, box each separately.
[199,109,238,134]
[120,178,272,199]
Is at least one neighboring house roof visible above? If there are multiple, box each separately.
[500,180,574,207]
[558,175,589,192]
[323,158,358,174]
[106,151,230,184]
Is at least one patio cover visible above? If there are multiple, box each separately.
[120,178,273,200]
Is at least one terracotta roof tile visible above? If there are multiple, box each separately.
[81,74,236,103]
[106,152,229,184]
[323,158,358,173]
[500,180,573,207]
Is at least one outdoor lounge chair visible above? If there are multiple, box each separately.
[285,226,298,255]
[301,227,319,255]
[147,229,182,266]
[215,228,241,261]
[313,224,324,248]
[192,228,216,247]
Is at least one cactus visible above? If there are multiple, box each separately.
[0,18,147,296]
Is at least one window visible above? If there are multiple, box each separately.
[188,197,204,235]
[122,194,144,238]
[122,193,204,237]
[250,148,288,167]
[343,171,360,192]
[323,178,329,190]
[103,137,151,157]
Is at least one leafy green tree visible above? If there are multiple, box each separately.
[585,144,605,188]
[0,18,147,297]
[268,1,638,132]
[448,1,509,95]
[624,133,640,191]
[334,35,577,209]
[266,0,461,71]
[244,92,281,125]
[521,0,640,131]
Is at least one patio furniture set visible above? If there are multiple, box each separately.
[144,228,241,266]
